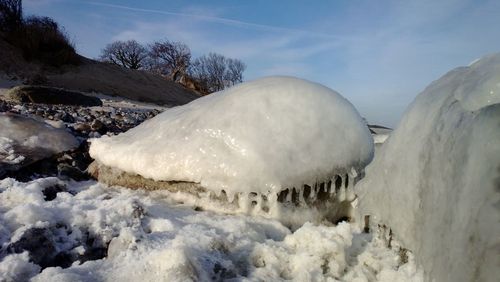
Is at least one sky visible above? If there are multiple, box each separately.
[24,0,500,127]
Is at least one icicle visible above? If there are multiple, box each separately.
[286,188,292,202]
[334,175,342,194]
[338,175,346,202]
[227,191,236,204]
[309,184,317,201]
[338,186,346,202]
[308,185,314,199]
[298,187,305,205]
[238,192,251,213]
[346,174,356,201]
[329,177,336,195]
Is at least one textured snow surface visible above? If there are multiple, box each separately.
[0,178,422,282]
[0,113,79,165]
[90,76,373,195]
[355,53,500,282]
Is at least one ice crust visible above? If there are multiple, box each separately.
[355,53,500,282]
[90,76,374,198]
[0,113,79,165]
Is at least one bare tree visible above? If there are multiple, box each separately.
[99,40,147,70]
[189,52,246,93]
[147,40,191,82]
[0,0,22,32]
[225,58,245,87]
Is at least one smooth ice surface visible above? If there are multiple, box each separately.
[0,113,79,165]
[90,76,373,195]
[355,53,500,282]
[0,177,422,281]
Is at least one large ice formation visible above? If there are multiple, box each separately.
[355,53,500,282]
[90,76,374,225]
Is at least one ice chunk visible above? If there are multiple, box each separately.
[355,53,500,282]
[90,76,374,196]
[0,113,79,169]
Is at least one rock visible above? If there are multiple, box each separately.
[5,225,110,270]
[60,112,75,123]
[5,85,103,106]
[0,100,9,112]
[42,183,67,201]
[6,228,59,268]
[88,160,355,226]
[90,119,106,133]
[0,98,162,180]
[73,122,90,132]
[57,163,88,181]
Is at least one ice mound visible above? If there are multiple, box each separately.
[355,53,500,282]
[90,76,373,225]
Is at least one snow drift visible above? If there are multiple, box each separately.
[90,76,374,225]
[355,53,500,282]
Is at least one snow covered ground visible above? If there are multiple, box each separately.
[0,177,422,282]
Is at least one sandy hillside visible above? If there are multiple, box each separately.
[0,38,200,106]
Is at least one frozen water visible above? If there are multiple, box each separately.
[355,53,500,282]
[90,76,374,198]
[0,113,79,166]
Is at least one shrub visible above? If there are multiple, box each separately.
[4,15,80,67]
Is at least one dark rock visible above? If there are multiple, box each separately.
[0,100,9,112]
[7,228,57,268]
[5,226,111,270]
[90,119,106,133]
[73,122,91,132]
[5,85,103,106]
[42,183,66,201]
[58,163,89,181]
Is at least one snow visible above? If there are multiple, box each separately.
[372,134,389,145]
[0,177,422,281]
[0,252,41,282]
[90,76,374,198]
[0,113,79,165]
[355,53,500,282]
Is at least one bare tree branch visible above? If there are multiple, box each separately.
[189,53,246,93]
[147,40,191,82]
[99,40,147,70]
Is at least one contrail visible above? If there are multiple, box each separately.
[84,1,337,39]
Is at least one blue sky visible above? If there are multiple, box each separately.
[24,0,500,126]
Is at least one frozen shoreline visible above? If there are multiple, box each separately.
[0,177,422,281]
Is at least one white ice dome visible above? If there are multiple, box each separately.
[90,76,374,197]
